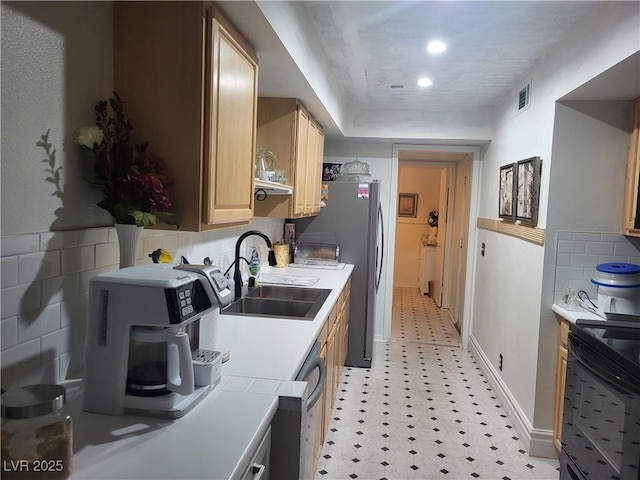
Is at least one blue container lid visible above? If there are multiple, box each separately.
[595,263,640,274]
[591,262,640,288]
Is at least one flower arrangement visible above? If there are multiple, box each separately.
[74,92,178,227]
[428,210,439,227]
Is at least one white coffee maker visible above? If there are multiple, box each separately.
[83,264,233,418]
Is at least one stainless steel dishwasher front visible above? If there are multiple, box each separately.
[270,341,326,479]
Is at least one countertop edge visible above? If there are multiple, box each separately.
[551,303,605,324]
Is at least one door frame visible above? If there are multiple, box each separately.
[383,144,481,349]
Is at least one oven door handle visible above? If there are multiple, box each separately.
[568,336,639,396]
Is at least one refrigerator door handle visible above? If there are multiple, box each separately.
[375,202,384,292]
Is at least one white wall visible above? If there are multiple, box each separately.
[0,2,284,387]
[394,165,441,287]
[1,2,114,234]
[470,1,640,454]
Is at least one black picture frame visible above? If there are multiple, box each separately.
[499,163,517,221]
[398,193,418,217]
[515,156,542,226]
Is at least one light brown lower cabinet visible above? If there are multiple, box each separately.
[553,318,570,456]
[312,279,351,471]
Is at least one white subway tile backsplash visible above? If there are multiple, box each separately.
[1,282,41,320]
[161,232,182,252]
[1,220,284,385]
[40,231,79,251]
[40,274,80,306]
[19,357,60,386]
[2,317,18,350]
[18,250,61,283]
[1,234,40,257]
[79,267,112,295]
[614,241,640,257]
[601,233,626,243]
[556,266,586,280]
[18,304,61,343]
[62,245,95,273]
[60,296,88,329]
[78,228,110,246]
[557,240,586,254]
[108,227,118,243]
[1,338,41,369]
[554,231,640,306]
[95,241,120,267]
[41,326,71,361]
[570,254,599,268]
[585,242,614,255]
[556,253,571,266]
[1,256,18,288]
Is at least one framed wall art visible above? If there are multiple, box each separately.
[515,156,542,226]
[398,193,418,217]
[498,163,516,221]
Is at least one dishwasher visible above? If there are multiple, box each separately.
[270,341,326,479]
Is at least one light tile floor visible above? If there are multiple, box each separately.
[315,287,560,480]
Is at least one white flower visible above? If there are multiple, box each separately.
[74,126,104,149]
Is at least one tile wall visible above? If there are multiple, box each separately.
[554,231,640,305]
[0,218,284,388]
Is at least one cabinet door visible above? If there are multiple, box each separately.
[293,108,310,216]
[623,100,640,236]
[315,342,328,469]
[203,9,257,226]
[323,330,336,435]
[306,120,324,214]
[553,319,569,456]
[553,344,568,455]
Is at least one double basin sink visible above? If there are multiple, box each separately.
[221,286,331,321]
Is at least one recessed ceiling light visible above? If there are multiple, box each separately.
[427,40,446,54]
[417,77,433,87]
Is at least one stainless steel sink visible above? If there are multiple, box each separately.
[245,286,330,303]
[221,287,330,320]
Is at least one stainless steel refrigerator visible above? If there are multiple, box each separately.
[294,180,383,368]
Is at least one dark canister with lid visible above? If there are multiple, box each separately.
[1,384,72,479]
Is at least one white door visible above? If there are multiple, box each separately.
[450,158,473,328]
[433,168,450,307]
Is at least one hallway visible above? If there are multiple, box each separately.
[315,287,560,479]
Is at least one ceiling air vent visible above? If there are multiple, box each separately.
[517,83,530,114]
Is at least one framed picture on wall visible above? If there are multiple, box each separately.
[498,163,516,221]
[398,193,418,217]
[516,156,542,226]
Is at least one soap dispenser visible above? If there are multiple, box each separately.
[249,248,260,277]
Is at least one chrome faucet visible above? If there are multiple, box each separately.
[233,230,277,299]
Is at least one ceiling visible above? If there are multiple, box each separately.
[218,1,632,142]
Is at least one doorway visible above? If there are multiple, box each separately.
[381,145,481,349]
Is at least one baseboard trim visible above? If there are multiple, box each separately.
[468,335,556,459]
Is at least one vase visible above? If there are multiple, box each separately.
[115,224,143,269]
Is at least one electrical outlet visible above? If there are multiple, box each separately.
[499,353,503,371]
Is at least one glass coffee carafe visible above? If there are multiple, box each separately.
[126,326,194,397]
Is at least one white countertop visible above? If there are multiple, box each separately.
[551,303,606,324]
[69,264,353,479]
[204,264,354,381]
[70,385,278,479]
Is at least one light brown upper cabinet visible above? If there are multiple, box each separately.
[114,2,258,231]
[254,98,324,218]
[622,99,640,236]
